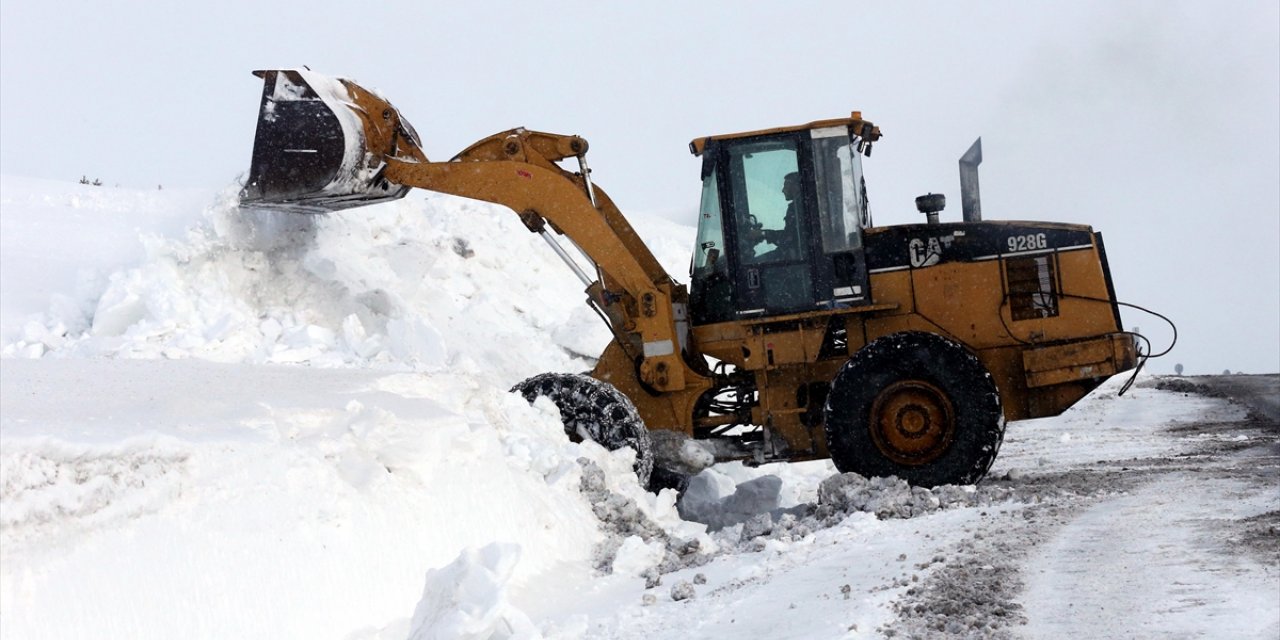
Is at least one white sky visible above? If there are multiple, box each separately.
[1,1,1277,374]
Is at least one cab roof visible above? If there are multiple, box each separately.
[689,112,882,156]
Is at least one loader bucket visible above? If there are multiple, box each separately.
[240,69,421,213]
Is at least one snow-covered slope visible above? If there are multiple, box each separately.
[0,177,213,348]
[0,177,706,638]
[3,175,623,370]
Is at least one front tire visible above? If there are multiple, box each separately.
[823,332,1005,487]
[511,373,654,487]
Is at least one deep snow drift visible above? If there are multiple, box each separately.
[2,177,1276,639]
[0,176,710,638]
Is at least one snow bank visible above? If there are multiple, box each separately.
[0,175,213,347]
[0,177,700,639]
[1,358,675,638]
[3,184,619,375]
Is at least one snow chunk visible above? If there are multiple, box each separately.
[612,535,666,577]
[407,543,539,640]
[670,580,696,601]
[578,459,714,576]
[678,473,785,531]
[816,472,1024,523]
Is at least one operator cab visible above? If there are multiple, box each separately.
[688,114,879,326]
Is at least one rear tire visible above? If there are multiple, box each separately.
[511,373,654,487]
[823,332,1004,487]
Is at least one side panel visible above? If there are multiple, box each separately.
[859,221,1128,421]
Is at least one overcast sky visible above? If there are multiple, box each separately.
[2,1,1277,374]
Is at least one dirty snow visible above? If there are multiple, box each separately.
[1,177,1276,639]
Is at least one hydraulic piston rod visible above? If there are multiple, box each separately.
[538,230,595,288]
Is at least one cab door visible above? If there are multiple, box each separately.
[722,134,818,317]
[809,126,871,306]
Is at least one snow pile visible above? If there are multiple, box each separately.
[578,459,712,580]
[0,362,678,638]
[816,473,1005,520]
[0,176,214,346]
[684,468,1119,559]
[0,178,702,639]
[3,186,622,378]
[680,467,1023,536]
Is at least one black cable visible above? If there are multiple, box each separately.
[1104,297,1178,358]
[1098,297,1177,396]
[1116,330,1152,396]
[996,292,1177,396]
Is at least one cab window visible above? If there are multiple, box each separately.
[726,140,806,265]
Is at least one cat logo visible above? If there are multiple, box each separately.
[909,236,947,267]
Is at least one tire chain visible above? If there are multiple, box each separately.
[512,373,654,485]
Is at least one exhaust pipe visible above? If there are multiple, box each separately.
[959,137,982,222]
[240,70,425,213]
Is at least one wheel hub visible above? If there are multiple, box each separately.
[868,380,956,466]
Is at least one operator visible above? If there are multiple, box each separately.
[759,171,801,260]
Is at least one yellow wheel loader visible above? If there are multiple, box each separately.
[240,69,1143,490]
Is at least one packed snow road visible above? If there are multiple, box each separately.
[1192,374,1280,422]
[1004,378,1278,640]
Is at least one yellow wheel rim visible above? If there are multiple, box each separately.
[868,380,956,466]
